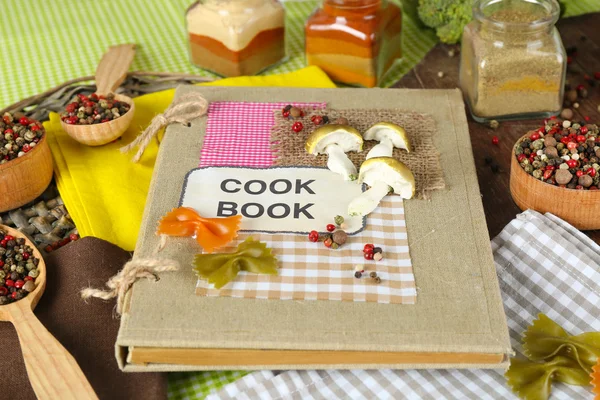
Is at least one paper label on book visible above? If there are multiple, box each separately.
[180,166,366,234]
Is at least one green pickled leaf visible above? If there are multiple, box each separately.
[193,237,278,289]
[523,314,600,373]
[505,356,592,400]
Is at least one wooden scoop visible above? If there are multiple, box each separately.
[61,44,136,146]
[0,225,97,399]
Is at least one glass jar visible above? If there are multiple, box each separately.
[305,0,402,88]
[186,0,286,77]
[459,0,566,122]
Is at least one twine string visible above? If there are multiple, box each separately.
[81,235,177,315]
[120,92,209,162]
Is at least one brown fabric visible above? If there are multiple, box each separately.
[0,237,168,400]
[271,108,446,199]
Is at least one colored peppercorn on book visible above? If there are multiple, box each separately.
[116,86,512,371]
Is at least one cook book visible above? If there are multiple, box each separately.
[116,86,512,371]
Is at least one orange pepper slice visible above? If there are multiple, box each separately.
[157,207,241,253]
[592,358,600,400]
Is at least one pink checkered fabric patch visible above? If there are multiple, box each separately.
[200,102,326,168]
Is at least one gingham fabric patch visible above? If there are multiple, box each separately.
[205,210,600,400]
[200,102,326,168]
[195,196,416,304]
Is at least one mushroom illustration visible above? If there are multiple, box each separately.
[305,124,363,180]
[348,157,415,217]
[363,122,411,159]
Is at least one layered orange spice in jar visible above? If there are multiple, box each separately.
[305,0,402,87]
[186,0,286,77]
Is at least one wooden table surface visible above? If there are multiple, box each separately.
[394,12,600,243]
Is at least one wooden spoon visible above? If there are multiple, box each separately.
[0,225,97,399]
[60,44,136,146]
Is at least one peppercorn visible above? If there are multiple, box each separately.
[373,253,383,261]
[334,117,349,125]
[23,280,35,292]
[566,90,578,103]
[60,93,130,125]
[373,247,382,254]
[369,271,377,278]
[334,215,344,226]
[354,271,362,279]
[332,230,347,245]
[292,121,303,133]
[492,136,499,145]
[374,276,381,284]
[489,120,499,130]
[290,107,302,118]
[322,116,329,124]
[0,231,39,304]
[0,113,45,165]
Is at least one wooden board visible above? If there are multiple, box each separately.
[394,12,600,242]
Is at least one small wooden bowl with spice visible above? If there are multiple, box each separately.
[0,119,53,213]
[0,225,97,398]
[60,44,136,146]
[60,93,135,146]
[509,121,600,230]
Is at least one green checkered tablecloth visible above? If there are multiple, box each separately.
[0,0,439,110]
[2,1,599,399]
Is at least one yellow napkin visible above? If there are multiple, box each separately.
[44,67,335,251]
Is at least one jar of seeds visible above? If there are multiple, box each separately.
[459,0,566,122]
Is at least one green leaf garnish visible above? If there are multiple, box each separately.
[193,237,278,289]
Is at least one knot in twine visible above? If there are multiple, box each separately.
[81,235,176,315]
[120,92,209,162]
[81,257,178,315]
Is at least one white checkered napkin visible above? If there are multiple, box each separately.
[206,210,600,400]
[196,196,417,304]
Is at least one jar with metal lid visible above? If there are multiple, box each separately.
[186,0,286,77]
[459,0,566,122]
[305,0,402,88]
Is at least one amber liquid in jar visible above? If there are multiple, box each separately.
[305,0,402,87]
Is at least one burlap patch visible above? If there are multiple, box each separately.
[271,108,446,199]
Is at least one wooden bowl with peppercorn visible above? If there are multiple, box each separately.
[510,120,600,230]
[60,93,135,146]
[0,115,53,213]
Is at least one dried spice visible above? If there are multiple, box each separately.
[505,313,600,400]
[157,207,241,253]
[193,237,278,289]
[460,1,565,120]
[60,93,131,125]
[0,112,45,164]
[523,313,600,374]
[0,230,40,305]
[515,119,600,190]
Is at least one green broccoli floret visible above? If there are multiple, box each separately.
[418,0,473,44]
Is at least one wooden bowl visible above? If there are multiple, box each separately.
[0,135,53,213]
[60,94,135,146]
[509,134,600,230]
